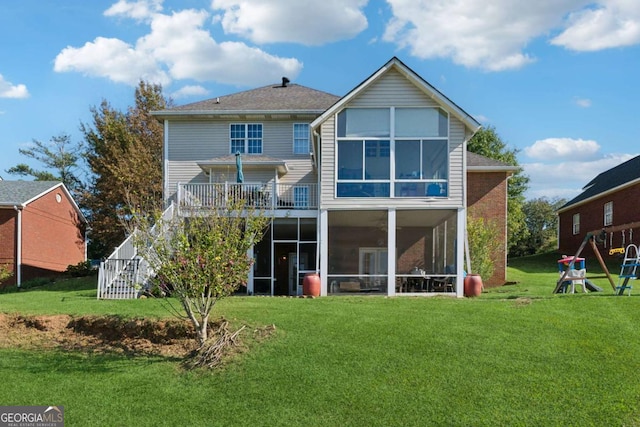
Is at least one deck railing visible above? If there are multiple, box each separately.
[177,182,318,211]
[97,203,174,299]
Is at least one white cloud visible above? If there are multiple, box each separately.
[104,0,163,21]
[383,0,640,71]
[54,37,170,85]
[0,74,29,98]
[574,97,592,107]
[54,7,302,87]
[551,0,640,51]
[171,85,209,98]
[523,153,637,199]
[524,137,600,161]
[211,0,368,45]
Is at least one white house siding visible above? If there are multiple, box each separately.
[165,119,318,203]
[318,71,466,210]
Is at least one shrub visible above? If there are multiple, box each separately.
[66,261,95,277]
[466,215,502,281]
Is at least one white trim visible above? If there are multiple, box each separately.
[310,57,480,134]
[319,209,328,296]
[557,178,640,213]
[163,120,169,204]
[388,208,396,296]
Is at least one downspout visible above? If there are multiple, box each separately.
[13,205,22,289]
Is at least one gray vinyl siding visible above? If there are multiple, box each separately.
[318,70,466,209]
[165,119,317,202]
[349,68,439,108]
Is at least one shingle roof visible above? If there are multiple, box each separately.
[159,83,340,114]
[0,181,62,206]
[467,152,519,171]
[560,154,640,210]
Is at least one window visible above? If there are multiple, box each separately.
[572,213,580,235]
[293,186,309,208]
[293,123,310,154]
[604,202,613,226]
[230,123,262,154]
[336,107,448,198]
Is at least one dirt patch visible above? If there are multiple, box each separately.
[0,313,272,360]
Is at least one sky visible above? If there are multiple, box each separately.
[1,0,640,201]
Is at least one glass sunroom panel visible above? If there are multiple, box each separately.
[396,108,448,137]
[365,140,390,179]
[337,108,390,137]
[337,141,363,179]
[422,140,448,180]
[395,140,421,179]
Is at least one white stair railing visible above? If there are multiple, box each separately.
[97,203,175,299]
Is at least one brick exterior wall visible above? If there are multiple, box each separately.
[558,183,640,260]
[0,209,17,286]
[467,171,509,286]
[0,188,85,286]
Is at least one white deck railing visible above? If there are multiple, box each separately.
[97,203,174,299]
[177,182,318,212]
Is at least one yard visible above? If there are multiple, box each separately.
[0,252,639,426]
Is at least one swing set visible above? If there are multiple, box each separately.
[554,221,640,295]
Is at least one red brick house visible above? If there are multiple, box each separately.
[557,155,640,258]
[0,181,86,287]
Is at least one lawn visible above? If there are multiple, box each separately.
[1,253,639,426]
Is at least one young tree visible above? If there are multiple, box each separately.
[82,81,169,258]
[466,214,502,282]
[132,198,271,349]
[468,126,530,254]
[5,133,83,194]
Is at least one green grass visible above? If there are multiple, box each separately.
[1,255,640,426]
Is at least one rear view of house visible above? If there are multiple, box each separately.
[100,57,514,298]
[0,181,86,287]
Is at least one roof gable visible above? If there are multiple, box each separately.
[0,180,86,223]
[560,154,640,211]
[0,181,64,206]
[310,57,481,133]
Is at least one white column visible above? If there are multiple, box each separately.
[456,207,466,297]
[388,208,396,296]
[320,209,329,296]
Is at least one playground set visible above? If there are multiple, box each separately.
[555,222,640,295]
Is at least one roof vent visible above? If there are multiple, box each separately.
[281,77,290,87]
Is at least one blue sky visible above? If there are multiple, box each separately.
[1,0,639,200]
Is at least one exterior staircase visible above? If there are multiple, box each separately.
[97,203,174,299]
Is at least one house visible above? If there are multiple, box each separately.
[0,181,86,287]
[101,57,512,298]
[557,154,640,258]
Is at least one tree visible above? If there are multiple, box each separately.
[511,197,566,257]
[468,126,530,254]
[5,133,83,194]
[82,81,168,258]
[131,197,271,355]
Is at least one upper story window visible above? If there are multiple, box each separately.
[336,107,449,198]
[572,213,580,235]
[604,201,613,226]
[230,123,262,154]
[293,123,310,154]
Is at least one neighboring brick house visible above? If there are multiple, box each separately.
[557,154,640,258]
[467,152,517,285]
[0,181,86,287]
[103,57,513,298]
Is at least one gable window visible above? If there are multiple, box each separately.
[230,123,262,154]
[604,202,613,226]
[293,123,310,154]
[336,107,448,198]
[572,213,580,235]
